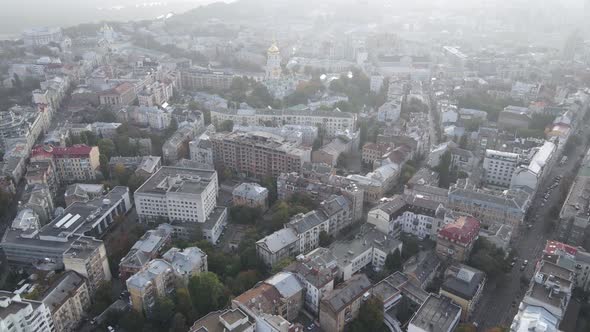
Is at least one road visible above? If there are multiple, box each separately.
[471,133,590,329]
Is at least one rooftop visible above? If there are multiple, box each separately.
[441,264,486,300]
[321,274,372,313]
[135,166,216,196]
[162,247,206,276]
[438,216,480,246]
[41,271,86,312]
[409,294,461,332]
[256,228,298,254]
[189,308,253,332]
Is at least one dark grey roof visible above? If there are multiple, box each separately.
[287,210,328,234]
[441,264,485,300]
[321,274,372,313]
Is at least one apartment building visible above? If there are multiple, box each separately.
[134,167,226,243]
[277,172,364,222]
[162,246,208,284]
[367,194,446,240]
[210,108,357,138]
[63,238,112,294]
[256,228,299,267]
[180,68,234,91]
[543,240,590,291]
[189,308,254,332]
[284,252,337,315]
[232,182,269,210]
[435,216,480,262]
[41,271,91,332]
[483,150,520,188]
[448,181,530,230]
[127,259,177,316]
[361,142,394,166]
[558,148,590,246]
[408,294,461,332]
[119,224,173,280]
[210,131,311,179]
[319,274,372,332]
[99,82,137,106]
[25,160,59,199]
[439,264,486,321]
[0,291,55,332]
[31,144,100,183]
[329,224,403,281]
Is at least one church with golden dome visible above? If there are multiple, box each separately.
[265,42,282,80]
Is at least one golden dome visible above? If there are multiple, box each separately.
[268,43,279,53]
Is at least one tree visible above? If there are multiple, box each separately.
[99,154,110,179]
[98,139,116,159]
[350,296,386,332]
[401,235,419,261]
[90,281,113,314]
[319,230,333,247]
[271,258,294,274]
[188,272,227,315]
[229,206,263,225]
[175,288,196,322]
[228,270,260,295]
[151,297,175,326]
[119,310,145,331]
[219,120,234,132]
[437,151,452,188]
[169,313,187,332]
[385,248,402,272]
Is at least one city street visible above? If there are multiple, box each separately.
[472,133,590,329]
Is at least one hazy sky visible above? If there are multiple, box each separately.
[0,0,225,38]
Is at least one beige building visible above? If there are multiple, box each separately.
[232,182,269,210]
[99,82,137,106]
[126,259,177,316]
[63,238,112,294]
[211,131,311,179]
[319,274,372,332]
[31,145,100,183]
[41,271,91,332]
[439,264,486,321]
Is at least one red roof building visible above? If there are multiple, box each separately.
[30,144,100,182]
[436,216,481,262]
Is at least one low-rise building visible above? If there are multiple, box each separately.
[0,291,55,332]
[99,82,137,107]
[435,216,480,262]
[232,272,303,322]
[64,183,104,206]
[439,264,486,321]
[256,228,298,267]
[189,308,254,332]
[40,271,90,332]
[232,183,269,210]
[162,246,207,284]
[319,274,372,332]
[408,294,461,332]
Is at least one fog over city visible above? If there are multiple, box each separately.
[1,0,590,332]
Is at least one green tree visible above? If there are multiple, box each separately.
[119,310,145,331]
[175,287,196,322]
[98,139,116,159]
[151,297,175,326]
[90,281,113,315]
[169,312,187,332]
[401,235,419,261]
[350,296,386,332]
[384,248,402,272]
[228,270,260,295]
[219,120,234,132]
[188,272,227,315]
[271,258,294,274]
[436,151,452,188]
[319,230,333,247]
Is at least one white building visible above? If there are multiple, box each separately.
[0,291,55,332]
[162,247,207,284]
[483,150,520,188]
[510,141,556,194]
[134,167,226,243]
[23,27,63,46]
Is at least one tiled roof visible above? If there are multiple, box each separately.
[438,216,480,245]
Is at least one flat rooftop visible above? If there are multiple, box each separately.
[136,166,216,195]
[410,294,461,332]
